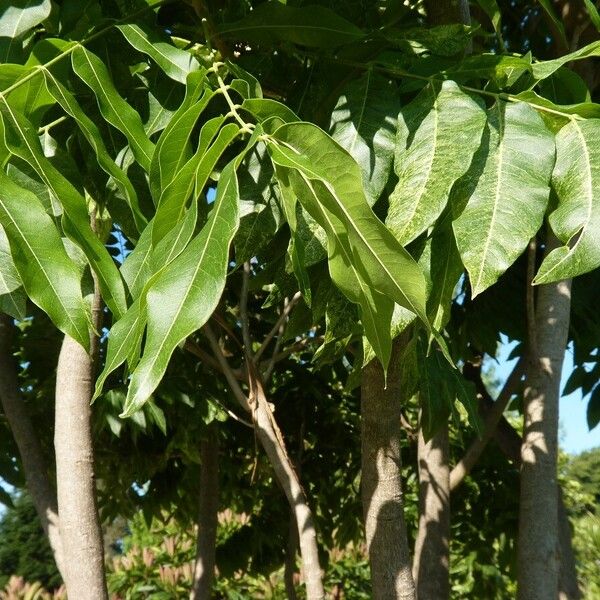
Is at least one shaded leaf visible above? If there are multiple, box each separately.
[330,71,397,206]
[218,2,364,48]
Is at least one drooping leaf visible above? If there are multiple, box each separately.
[532,40,600,80]
[71,46,155,173]
[387,80,486,245]
[268,122,429,325]
[0,172,89,349]
[218,2,365,48]
[42,69,148,232]
[514,90,600,124]
[117,23,200,84]
[452,101,554,297]
[535,119,600,283]
[122,160,242,415]
[0,100,127,317]
[384,24,475,57]
[330,71,398,206]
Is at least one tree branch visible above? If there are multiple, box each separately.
[450,354,526,491]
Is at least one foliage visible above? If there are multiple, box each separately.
[0,495,60,591]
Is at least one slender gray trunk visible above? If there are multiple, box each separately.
[54,281,108,599]
[361,335,416,600]
[0,314,65,580]
[517,236,571,599]
[191,424,220,600]
[412,425,450,600]
[253,399,324,600]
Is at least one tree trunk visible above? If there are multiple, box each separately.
[517,236,571,599]
[0,314,65,580]
[191,424,220,600]
[361,335,416,600]
[412,425,450,600]
[253,399,324,600]
[54,281,108,599]
[477,400,581,598]
[203,325,324,600]
[284,510,299,600]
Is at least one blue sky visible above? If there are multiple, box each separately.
[494,337,600,455]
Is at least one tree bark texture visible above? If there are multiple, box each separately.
[0,314,65,580]
[412,424,450,600]
[361,336,416,600]
[54,279,108,600]
[486,410,581,599]
[517,254,572,600]
[191,424,220,600]
[253,398,324,600]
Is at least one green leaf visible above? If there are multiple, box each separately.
[152,122,240,244]
[535,119,600,283]
[330,71,398,206]
[0,287,27,320]
[387,80,486,245]
[583,0,600,32]
[0,0,51,62]
[0,226,22,295]
[242,98,299,124]
[452,101,554,297]
[117,23,200,84]
[514,90,600,123]
[0,100,127,317]
[384,24,475,57]
[42,69,148,232]
[0,172,89,349]
[149,82,212,202]
[274,162,393,368]
[93,298,145,400]
[71,46,155,173]
[268,122,429,324]
[426,226,464,330]
[476,0,502,34]
[218,2,365,48]
[122,160,242,415]
[532,40,600,80]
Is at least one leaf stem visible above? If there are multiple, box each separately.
[216,74,255,132]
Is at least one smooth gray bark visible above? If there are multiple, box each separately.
[54,280,108,600]
[517,244,572,600]
[361,336,416,600]
[0,314,65,580]
[191,424,220,600]
[413,424,450,600]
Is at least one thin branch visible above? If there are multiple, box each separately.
[450,354,526,491]
[263,296,290,382]
[203,324,251,413]
[267,334,324,366]
[255,291,302,363]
